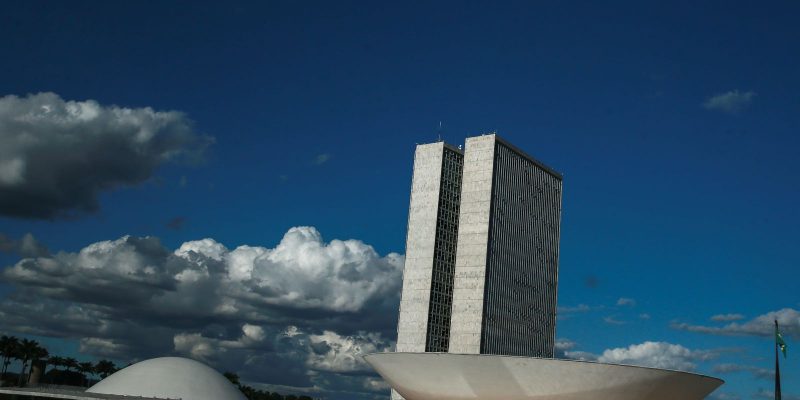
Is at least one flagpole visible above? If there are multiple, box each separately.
[775,320,781,400]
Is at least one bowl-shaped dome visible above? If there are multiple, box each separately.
[365,352,724,400]
[88,357,246,400]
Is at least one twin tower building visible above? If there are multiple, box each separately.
[394,133,563,396]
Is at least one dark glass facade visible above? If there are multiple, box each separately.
[424,146,463,352]
[480,140,562,357]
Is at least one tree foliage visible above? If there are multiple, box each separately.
[0,334,116,388]
[224,371,315,400]
[1,333,312,399]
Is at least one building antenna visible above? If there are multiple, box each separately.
[437,121,443,142]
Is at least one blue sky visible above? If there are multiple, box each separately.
[0,1,798,399]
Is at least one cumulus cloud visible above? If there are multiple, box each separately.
[0,92,212,219]
[672,308,800,339]
[0,226,402,399]
[703,90,756,114]
[563,350,598,361]
[710,313,745,322]
[597,341,717,371]
[553,339,573,358]
[173,323,270,362]
[553,339,600,361]
[306,330,392,373]
[80,337,133,360]
[554,338,576,352]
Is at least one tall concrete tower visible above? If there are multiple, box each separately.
[393,141,463,400]
[447,134,562,357]
[393,134,562,399]
[395,142,464,356]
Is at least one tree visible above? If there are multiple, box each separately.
[23,343,49,385]
[224,371,241,387]
[64,357,78,373]
[0,335,20,379]
[94,360,117,379]
[27,344,49,377]
[16,339,41,386]
[47,356,65,372]
[78,362,94,386]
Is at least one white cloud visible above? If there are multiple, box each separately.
[79,337,131,359]
[225,245,266,281]
[3,226,403,316]
[616,298,636,307]
[554,339,576,352]
[176,238,228,261]
[639,313,651,320]
[0,226,403,398]
[703,90,756,113]
[173,324,270,361]
[173,333,220,360]
[555,339,595,360]
[597,341,717,371]
[0,92,211,219]
[672,308,800,339]
[563,350,598,361]
[710,313,745,322]
[307,330,392,373]
[362,377,390,391]
[250,227,403,312]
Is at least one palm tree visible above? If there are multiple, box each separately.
[46,355,65,384]
[16,339,40,386]
[25,344,48,384]
[94,360,117,379]
[47,356,65,372]
[64,357,78,373]
[78,362,94,387]
[0,335,20,379]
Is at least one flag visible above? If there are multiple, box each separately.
[776,330,787,358]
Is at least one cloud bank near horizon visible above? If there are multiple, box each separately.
[556,339,718,371]
[0,226,402,399]
[672,308,800,339]
[2,227,796,398]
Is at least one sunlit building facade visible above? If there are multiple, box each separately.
[394,134,563,397]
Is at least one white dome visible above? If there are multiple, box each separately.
[87,357,247,400]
